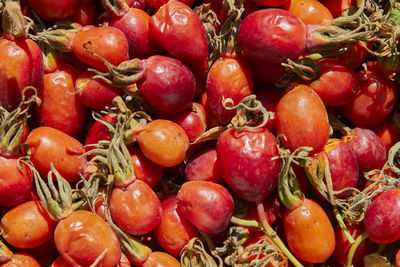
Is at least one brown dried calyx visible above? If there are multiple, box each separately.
[223,95,274,131]
[0,86,40,157]
[197,0,244,65]
[101,0,129,18]
[30,21,81,53]
[83,41,147,88]
[2,0,32,40]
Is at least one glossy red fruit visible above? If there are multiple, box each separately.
[177,181,234,233]
[110,180,162,235]
[0,38,43,111]
[129,146,164,188]
[141,252,180,267]
[1,201,57,249]
[76,71,122,110]
[154,194,199,256]
[165,103,207,142]
[110,8,160,59]
[276,84,330,153]
[342,68,397,128]
[126,0,147,10]
[283,0,333,25]
[0,156,32,207]
[333,222,375,266]
[309,58,358,107]
[149,0,209,72]
[54,210,121,267]
[206,54,253,124]
[185,146,223,184]
[72,26,129,72]
[24,126,87,183]
[283,198,335,263]
[238,9,306,64]
[138,56,195,115]
[217,127,281,202]
[342,127,387,172]
[364,189,400,244]
[28,0,80,21]
[35,65,87,138]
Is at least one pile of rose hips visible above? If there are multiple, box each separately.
[1,0,400,266]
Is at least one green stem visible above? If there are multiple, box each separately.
[333,207,355,244]
[345,232,369,267]
[256,202,304,267]
[230,216,263,228]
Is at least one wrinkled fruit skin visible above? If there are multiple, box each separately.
[138,55,195,115]
[238,8,306,64]
[342,127,387,172]
[217,127,281,202]
[149,0,208,72]
[177,181,234,234]
[54,210,121,267]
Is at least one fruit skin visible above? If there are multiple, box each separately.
[321,139,359,198]
[1,252,41,267]
[141,252,181,267]
[110,180,162,236]
[135,119,189,167]
[0,156,32,207]
[77,71,122,111]
[276,84,330,153]
[341,68,397,128]
[283,0,333,25]
[154,194,199,256]
[177,181,234,234]
[283,198,335,263]
[309,58,358,107]
[138,55,195,115]
[332,222,375,266]
[24,126,87,183]
[28,0,80,21]
[216,127,281,202]
[110,8,160,59]
[1,201,57,249]
[35,65,87,138]
[72,26,129,72]
[238,9,306,64]
[206,54,253,124]
[54,210,121,267]
[185,146,223,184]
[364,189,400,244]
[0,38,43,111]
[149,0,208,72]
[342,127,387,172]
